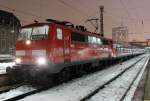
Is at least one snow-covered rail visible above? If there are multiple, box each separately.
[119,57,149,101]
[81,55,149,101]
[11,54,146,101]
[0,85,36,101]
[86,54,149,101]
[0,83,23,94]
[0,54,146,101]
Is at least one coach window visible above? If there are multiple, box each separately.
[57,28,63,40]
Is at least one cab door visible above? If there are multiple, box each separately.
[63,29,70,63]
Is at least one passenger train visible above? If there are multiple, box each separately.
[6,19,145,85]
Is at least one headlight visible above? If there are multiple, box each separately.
[37,57,47,65]
[25,40,31,45]
[15,58,21,64]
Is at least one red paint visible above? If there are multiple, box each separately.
[16,22,115,65]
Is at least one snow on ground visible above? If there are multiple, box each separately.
[18,54,146,101]
[0,62,15,74]
[0,85,36,101]
[88,55,149,101]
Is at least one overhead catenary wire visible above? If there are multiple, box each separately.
[127,0,145,35]
[0,0,149,36]
[119,0,135,21]
[118,0,139,36]
[0,4,45,19]
[0,1,91,25]
[0,1,139,23]
[56,0,89,17]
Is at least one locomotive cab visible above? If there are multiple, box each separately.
[7,22,71,84]
[15,23,50,66]
[13,22,71,74]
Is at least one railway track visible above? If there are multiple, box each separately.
[82,55,149,101]
[0,83,23,94]
[0,54,144,101]
[0,85,37,101]
[121,56,149,101]
[0,73,25,96]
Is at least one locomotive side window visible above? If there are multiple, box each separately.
[88,36,102,45]
[101,38,109,45]
[71,32,88,43]
[71,32,105,45]
[88,36,97,44]
[57,28,63,40]
[92,37,97,44]
[88,36,93,43]
[97,38,102,45]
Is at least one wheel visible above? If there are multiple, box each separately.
[58,68,71,83]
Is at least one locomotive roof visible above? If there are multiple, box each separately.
[22,22,112,41]
[22,22,50,28]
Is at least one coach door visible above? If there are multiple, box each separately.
[63,29,70,63]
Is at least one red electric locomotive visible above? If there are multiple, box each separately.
[6,19,133,84]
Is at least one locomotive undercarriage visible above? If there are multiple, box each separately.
[6,64,56,86]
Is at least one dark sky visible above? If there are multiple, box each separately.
[0,0,150,41]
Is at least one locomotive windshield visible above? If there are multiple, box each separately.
[19,25,49,40]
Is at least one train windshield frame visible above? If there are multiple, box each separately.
[19,25,49,40]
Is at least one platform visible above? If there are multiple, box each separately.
[144,61,150,101]
[131,58,150,101]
